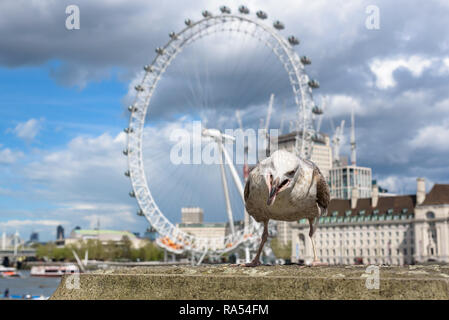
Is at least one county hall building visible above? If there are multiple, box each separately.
[291,178,449,265]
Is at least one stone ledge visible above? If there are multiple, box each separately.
[51,264,449,300]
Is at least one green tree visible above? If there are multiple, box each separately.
[34,238,164,262]
[121,236,132,260]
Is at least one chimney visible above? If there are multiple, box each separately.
[416,178,426,205]
[372,182,379,208]
[351,187,358,209]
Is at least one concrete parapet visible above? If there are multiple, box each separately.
[51,264,449,300]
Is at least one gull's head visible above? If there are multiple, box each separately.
[264,150,299,206]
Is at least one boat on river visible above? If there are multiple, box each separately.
[30,265,79,277]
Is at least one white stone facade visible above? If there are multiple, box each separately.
[413,206,449,263]
[290,179,449,265]
[291,216,415,265]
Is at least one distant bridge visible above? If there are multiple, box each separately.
[0,249,36,259]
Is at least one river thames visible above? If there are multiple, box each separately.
[0,271,61,299]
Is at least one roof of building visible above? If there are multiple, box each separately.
[72,229,137,239]
[328,195,416,217]
[326,183,449,217]
[278,131,328,145]
[421,184,449,206]
[329,165,372,171]
[178,223,227,228]
[298,183,449,225]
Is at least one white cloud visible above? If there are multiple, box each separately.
[0,219,68,228]
[82,211,137,230]
[12,126,190,237]
[11,118,44,143]
[24,131,128,197]
[444,57,449,67]
[13,119,249,240]
[435,98,449,112]
[439,57,449,74]
[376,175,426,195]
[0,147,23,164]
[325,94,364,117]
[369,55,433,89]
[410,124,449,151]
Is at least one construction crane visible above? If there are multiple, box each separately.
[260,94,275,157]
[332,120,345,167]
[315,95,327,135]
[350,107,357,166]
[264,93,274,132]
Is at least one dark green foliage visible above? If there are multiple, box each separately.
[35,239,163,262]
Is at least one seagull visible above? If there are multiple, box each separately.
[242,149,330,267]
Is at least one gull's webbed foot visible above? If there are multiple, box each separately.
[309,259,327,267]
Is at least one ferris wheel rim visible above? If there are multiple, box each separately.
[125,9,319,255]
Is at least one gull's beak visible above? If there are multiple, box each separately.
[267,178,279,206]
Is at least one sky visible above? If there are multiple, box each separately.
[0,0,448,241]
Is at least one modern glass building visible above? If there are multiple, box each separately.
[329,165,372,199]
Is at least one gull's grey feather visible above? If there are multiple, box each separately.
[244,149,330,223]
